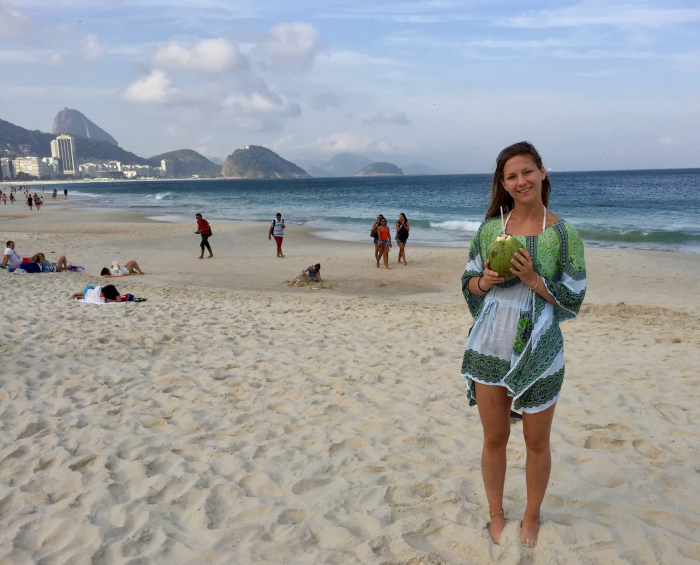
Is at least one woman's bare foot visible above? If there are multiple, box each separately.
[489,515,505,545]
[377,263,380,268]
[385,266,391,270]
[207,254,214,258]
[520,516,539,548]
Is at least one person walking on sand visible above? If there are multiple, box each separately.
[34,193,42,210]
[64,188,67,199]
[371,214,385,263]
[376,217,392,269]
[396,213,409,265]
[27,194,33,210]
[195,213,213,259]
[268,212,285,257]
[52,188,57,200]
[460,141,586,549]
[9,193,14,204]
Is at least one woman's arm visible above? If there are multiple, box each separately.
[467,260,503,296]
[510,248,557,305]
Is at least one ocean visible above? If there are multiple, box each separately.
[28,168,700,254]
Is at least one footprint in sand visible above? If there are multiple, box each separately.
[384,483,438,504]
[632,439,666,459]
[583,433,627,451]
[239,473,282,497]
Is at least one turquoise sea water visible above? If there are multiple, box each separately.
[36,168,700,253]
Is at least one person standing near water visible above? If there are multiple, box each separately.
[396,213,409,265]
[460,141,586,548]
[195,213,213,259]
[64,188,68,199]
[268,213,285,258]
[27,194,33,210]
[376,217,392,269]
[370,214,385,263]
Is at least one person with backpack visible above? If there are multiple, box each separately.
[195,213,213,259]
[268,213,285,258]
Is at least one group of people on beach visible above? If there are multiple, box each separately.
[0,186,66,206]
[370,213,410,269]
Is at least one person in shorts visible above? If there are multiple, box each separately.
[195,213,214,259]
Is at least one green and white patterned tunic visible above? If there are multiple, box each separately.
[461,217,586,413]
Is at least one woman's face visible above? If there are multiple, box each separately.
[501,154,546,206]
[380,219,386,225]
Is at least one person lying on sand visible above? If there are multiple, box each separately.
[100,260,144,276]
[30,252,72,272]
[71,284,121,304]
[307,263,323,283]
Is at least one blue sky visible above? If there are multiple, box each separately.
[1,0,699,172]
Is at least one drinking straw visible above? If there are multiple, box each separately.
[500,206,505,235]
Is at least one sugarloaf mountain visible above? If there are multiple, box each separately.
[487,235,522,281]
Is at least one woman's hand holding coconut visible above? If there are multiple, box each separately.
[469,259,503,296]
[509,248,538,288]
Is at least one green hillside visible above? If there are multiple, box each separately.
[222,145,310,179]
[0,117,150,165]
[148,149,221,178]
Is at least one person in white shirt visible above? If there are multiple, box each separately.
[268,213,286,257]
[2,241,22,268]
[71,284,121,304]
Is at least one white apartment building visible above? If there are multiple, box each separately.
[1,158,14,180]
[97,161,123,172]
[79,163,98,178]
[50,135,77,176]
[161,159,174,178]
[12,157,52,178]
[41,157,62,178]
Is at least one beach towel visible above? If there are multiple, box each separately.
[100,273,143,278]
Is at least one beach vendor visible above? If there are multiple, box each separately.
[195,213,214,259]
[268,213,286,258]
[460,141,586,548]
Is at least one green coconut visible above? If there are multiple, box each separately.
[487,235,522,281]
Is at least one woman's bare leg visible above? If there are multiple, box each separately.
[520,403,556,548]
[55,256,68,269]
[398,242,406,264]
[383,246,390,269]
[474,382,512,544]
[124,260,144,274]
[374,242,379,263]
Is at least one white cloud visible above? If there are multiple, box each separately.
[256,22,326,69]
[309,88,340,110]
[82,34,105,60]
[501,5,700,29]
[363,110,409,126]
[48,52,63,66]
[122,70,177,104]
[0,1,32,38]
[273,131,411,157]
[151,38,246,74]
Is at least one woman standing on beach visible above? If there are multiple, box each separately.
[371,214,385,263]
[396,213,409,265]
[27,194,33,210]
[461,141,586,548]
[376,217,392,269]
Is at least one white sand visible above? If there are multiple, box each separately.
[1,202,699,564]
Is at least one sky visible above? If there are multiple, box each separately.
[1,0,699,173]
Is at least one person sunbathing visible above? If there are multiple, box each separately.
[100,260,145,276]
[30,252,71,272]
[71,284,121,304]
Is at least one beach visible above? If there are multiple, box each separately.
[1,201,699,564]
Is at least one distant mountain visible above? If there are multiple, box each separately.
[222,145,310,179]
[402,162,441,175]
[0,117,150,165]
[355,162,404,176]
[148,149,221,178]
[53,108,119,146]
[312,153,372,177]
[209,157,224,165]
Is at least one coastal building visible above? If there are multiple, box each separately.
[97,161,122,173]
[12,157,52,179]
[42,157,62,178]
[79,163,97,178]
[50,135,77,176]
[161,159,174,178]
[1,158,14,180]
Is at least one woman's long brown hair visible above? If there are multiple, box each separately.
[485,141,551,220]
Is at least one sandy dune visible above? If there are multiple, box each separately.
[0,202,699,564]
